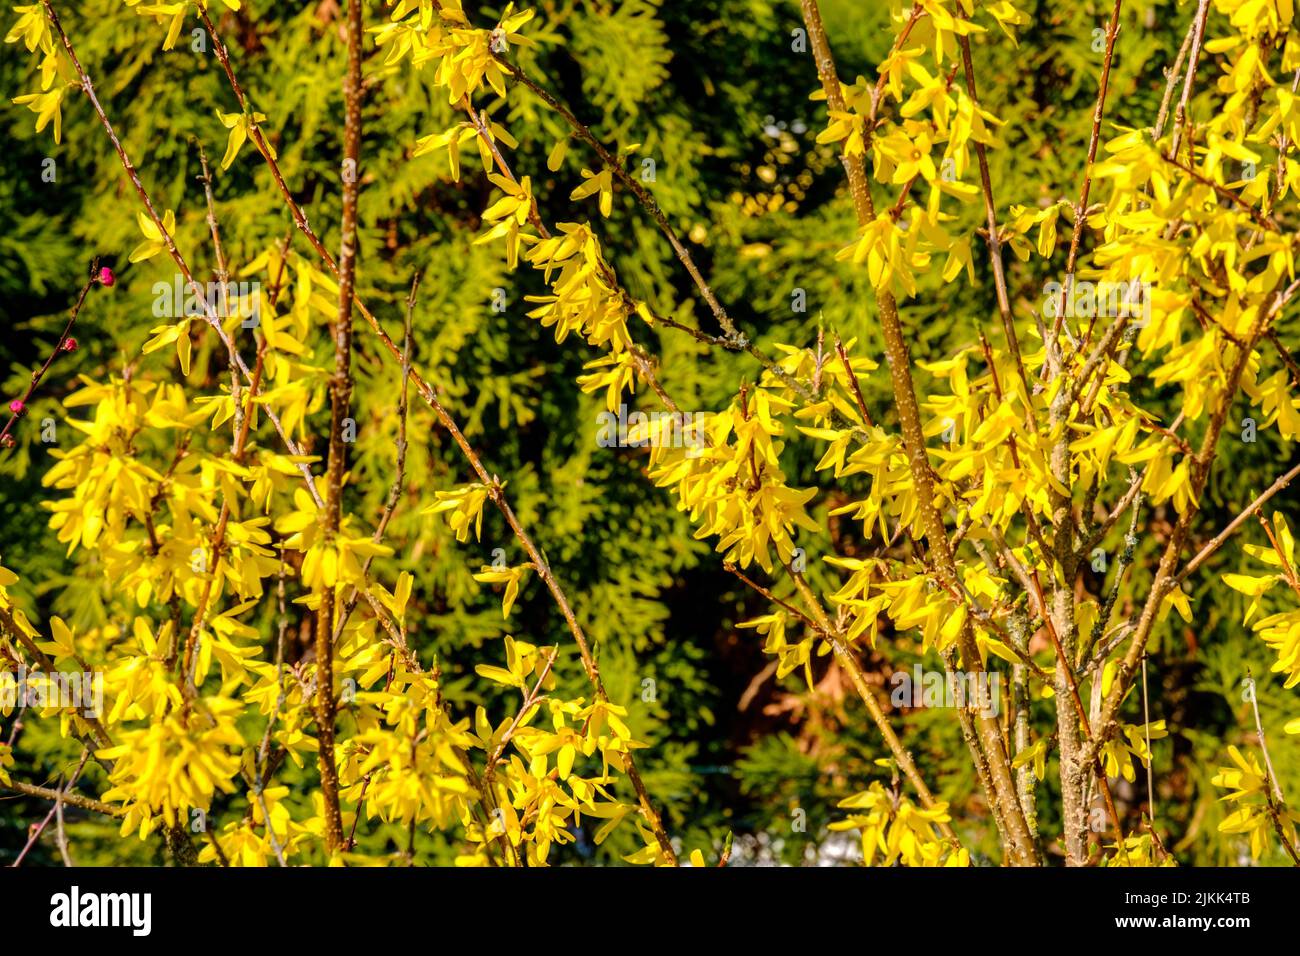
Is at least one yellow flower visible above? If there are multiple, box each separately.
[474,174,535,269]
[216,108,273,171]
[275,488,393,591]
[5,4,54,54]
[570,168,614,218]
[129,208,177,263]
[422,483,492,543]
[473,563,530,618]
[98,698,244,836]
[0,742,13,786]
[12,86,64,143]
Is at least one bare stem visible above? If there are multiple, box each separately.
[312,0,365,856]
[0,262,98,450]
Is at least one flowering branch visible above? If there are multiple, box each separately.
[799,0,1039,865]
[191,3,679,862]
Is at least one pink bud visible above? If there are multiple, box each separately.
[98,266,115,287]
[62,337,78,352]
[8,399,25,415]
[0,434,14,449]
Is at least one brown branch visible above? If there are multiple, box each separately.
[0,261,99,451]
[1085,298,1275,767]
[11,749,90,866]
[313,0,365,856]
[1024,571,1124,841]
[1245,672,1300,865]
[42,1,321,504]
[723,564,821,632]
[1174,459,1300,586]
[1167,0,1212,163]
[956,31,1030,398]
[1051,0,1123,347]
[3,774,120,820]
[1267,330,1300,388]
[1161,153,1279,231]
[782,566,964,851]
[197,140,241,444]
[484,646,560,780]
[487,64,737,342]
[833,334,876,428]
[1259,513,1300,601]
[724,561,960,848]
[800,0,1038,866]
[1154,15,1197,138]
[190,8,682,861]
[331,273,420,649]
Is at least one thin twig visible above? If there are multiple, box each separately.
[10,749,90,866]
[0,262,98,450]
[1244,673,1300,864]
[2,775,118,819]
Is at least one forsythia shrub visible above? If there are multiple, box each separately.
[1,0,1299,868]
